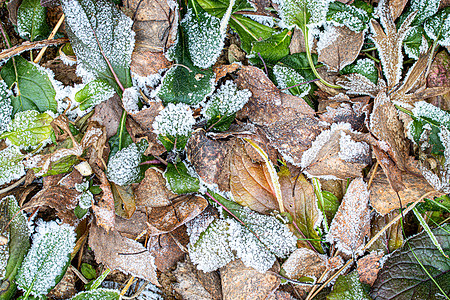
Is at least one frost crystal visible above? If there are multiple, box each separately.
[273,64,310,98]
[424,10,450,46]
[132,71,162,96]
[107,143,144,186]
[153,103,195,137]
[122,86,140,114]
[70,288,121,299]
[338,132,370,163]
[74,80,115,111]
[202,81,251,120]
[317,24,338,54]
[274,0,330,27]
[0,81,12,134]
[181,9,224,69]
[17,0,48,40]
[0,145,25,186]
[16,220,76,298]
[327,3,369,32]
[404,27,429,60]
[75,182,94,209]
[412,101,450,127]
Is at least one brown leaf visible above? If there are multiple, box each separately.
[92,167,116,231]
[318,25,364,72]
[47,267,77,299]
[174,259,222,300]
[336,73,383,98]
[213,63,241,83]
[148,226,188,272]
[369,171,434,215]
[91,96,123,139]
[326,178,371,256]
[388,0,408,20]
[135,168,176,208]
[369,211,404,253]
[42,59,82,86]
[301,123,371,180]
[357,252,383,286]
[371,145,405,193]
[89,222,159,286]
[220,259,280,300]
[115,210,148,239]
[131,51,172,77]
[319,102,366,132]
[267,291,297,300]
[281,248,327,280]
[236,66,327,165]
[111,182,136,219]
[6,0,20,25]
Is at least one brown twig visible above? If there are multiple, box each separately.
[34,14,66,64]
[0,38,69,62]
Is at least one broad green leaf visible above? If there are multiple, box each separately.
[371,224,450,300]
[16,221,76,298]
[412,207,448,258]
[196,0,255,17]
[249,29,292,66]
[229,14,275,53]
[416,195,450,213]
[321,190,340,223]
[111,182,136,219]
[350,0,373,15]
[42,155,80,177]
[80,263,96,280]
[75,182,94,210]
[275,0,330,28]
[60,0,134,93]
[326,1,370,32]
[75,80,115,111]
[398,0,441,27]
[341,58,378,85]
[108,111,133,159]
[0,145,25,186]
[70,288,120,300]
[0,110,53,150]
[0,81,13,134]
[0,195,30,300]
[403,26,429,60]
[164,162,200,194]
[0,56,57,114]
[273,64,311,98]
[17,0,49,41]
[327,272,372,300]
[278,52,318,81]
[424,7,450,46]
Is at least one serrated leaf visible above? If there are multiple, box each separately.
[341,58,378,85]
[16,221,76,298]
[0,145,25,186]
[60,0,134,93]
[0,56,57,114]
[249,29,292,66]
[75,79,115,111]
[327,272,372,300]
[229,14,276,53]
[404,26,429,60]
[397,0,440,27]
[164,162,200,194]
[326,1,370,32]
[0,110,53,150]
[424,7,450,46]
[17,0,49,41]
[371,224,450,300]
[70,288,120,300]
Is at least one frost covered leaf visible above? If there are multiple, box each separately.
[341,58,378,85]
[60,0,134,91]
[135,168,177,208]
[327,272,372,300]
[106,140,148,186]
[17,0,49,41]
[326,178,370,256]
[0,145,25,186]
[0,110,53,150]
[424,7,450,46]
[273,64,311,99]
[248,29,292,66]
[181,8,224,69]
[152,103,195,151]
[275,0,330,27]
[75,80,115,111]
[16,221,76,298]
[326,1,371,32]
[281,248,327,281]
[70,288,120,300]
[371,224,450,300]
[196,0,255,18]
[0,56,57,114]
[300,123,371,180]
[164,162,200,194]
[404,26,429,60]
[336,73,382,97]
[202,80,251,131]
[75,182,93,210]
[0,81,13,135]
[398,0,441,27]
[108,109,133,158]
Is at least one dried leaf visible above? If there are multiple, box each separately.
[115,210,148,239]
[148,226,188,272]
[357,252,383,286]
[110,182,136,219]
[135,168,176,208]
[91,96,123,139]
[388,0,408,20]
[281,248,327,280]
[89,222,159,286]
[369,211,404,254]
[92,167,116,231]
[326,178,371,256]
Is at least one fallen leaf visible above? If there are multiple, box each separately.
[135,168,176,208]
[131,51,172,77]
[281,248,327,280]
[371,145,405,193]
[318,25,364,72]
[388,0,408,20]
[267,291,297,300]
[111,182,136,219]
[328,272,372,300]
[326,178,371,256]
[220,259,280,300]
[47,267,77,299]
[89,222,159,286]
[42,59,82,86]
[319,102,366,132]
[213,63,241,83]
[357,252,383,286]
[115,210,148,239]
[90,96,123,139]
[148,226,188,272]
[369,171,434,216]
[92,166,116,231]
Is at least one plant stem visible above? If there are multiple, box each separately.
[365,52,380,63]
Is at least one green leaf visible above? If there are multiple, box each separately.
[321,191,340,223]
[0,195,31,300]
[273,64,311,98]
[0,145,25,186]
[60,0,134,93]
[341,58,378,85]
[164,162,200,194]
[0,110,54,150]
[278,52,318,81]
[74,205,88,219]
[416,195,450,213]
[249,29,292,66]
[398,0,440,27]
[70,288,120,300]
[42,155,80,177]
[16,221,76,298]
[0,81,13,134]
[276,0,329,28]
[351,0,373,15]
[17,0,49,41]
[403,26,429,60]
[371,224,450,300]
[327,272,372,300]
[229,14,275,53]
[0,56,57,114]
[86,268,110,291]
[108,110,133,159]
[326,1,370,32]
[196,0,254,17]
[75,80,115,111]
[424,7,450,46]
[80,263,96,280]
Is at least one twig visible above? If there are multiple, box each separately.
[0,38,69,62]
[34,14,66,64]
[367,161,379,189]
[0,176,26,195]
[69,265,89,284]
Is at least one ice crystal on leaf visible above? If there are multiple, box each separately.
[274,0,331,27]
[107,142,146,186]
[0,145,25,186]
[326,1,370,32]
[341,58,378,85]
[412,101,450,127]
[17,0,49,41]
[122,86,141,114]
[424,7,450,46]
[16,220,76,298]
[0,80,13,134]
[75,181,94,209]
[181,9,225,69]
[398,0,441,27]
[404,27,429,60]
[70,288,121,299]
[273,65,310,98]
[74,79,115,111]
[338,132,370,163]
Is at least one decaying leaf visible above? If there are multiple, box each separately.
[281,248,327,281]
[369,211,404,254]
[115,210,148,239]
[326,178,371,256]
[92,166,116,231]
[135,168,176,208]
[357,252,383,286]
[110,182,136,219]
[89,222,159,286]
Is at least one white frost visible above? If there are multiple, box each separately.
[153,103,195,137]
[107,143,144,186]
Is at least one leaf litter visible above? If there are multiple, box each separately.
[0,0,450,298]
